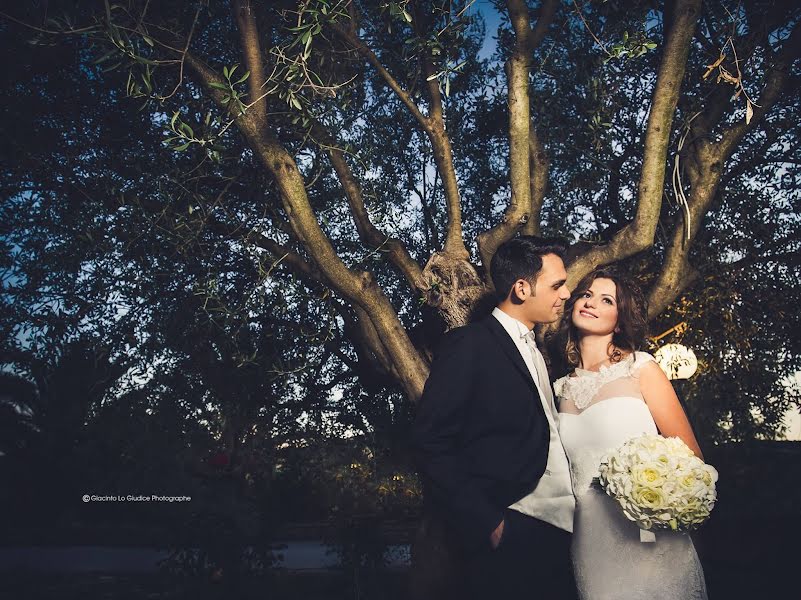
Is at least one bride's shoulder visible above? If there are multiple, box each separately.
[632,350,656,363]
[630,351,657,374]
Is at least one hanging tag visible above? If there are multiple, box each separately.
[640,529,656,543]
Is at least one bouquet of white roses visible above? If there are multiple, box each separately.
[597,434,718,534]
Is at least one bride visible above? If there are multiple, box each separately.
[552,268,708,600]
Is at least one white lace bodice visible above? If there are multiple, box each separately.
[554,351,655,411]
[556,352,659,495]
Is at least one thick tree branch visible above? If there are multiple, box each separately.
[184,53,430,400]
[523,126,550,236]
[332,13,467,257]
[415,39,466,254]
[428,127,467,257]
[476,0,558,278]
[645,183,713,319]
[688,84,737,143]
[648,22,801,316]
[602,150,632,227]
[411,2,468,256]
[568,0,702,286]
[232,0,268,125]
[350,305,401,381]
[311,120,424,290]
[505,0,539,215]
[183,56,359,293]
[333,300,401,387]
[329,21,430,132]
[647,244,801,321]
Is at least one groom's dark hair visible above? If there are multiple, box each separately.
[491,235,568,302]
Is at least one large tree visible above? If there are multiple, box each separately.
[2,0,800,445]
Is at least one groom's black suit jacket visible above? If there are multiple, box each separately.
[411,314,551,551]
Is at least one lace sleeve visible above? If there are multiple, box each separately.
[553,376,567,402]
[630,351,656,377]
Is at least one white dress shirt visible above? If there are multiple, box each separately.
[492,307,575,533]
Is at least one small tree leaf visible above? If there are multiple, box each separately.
[93,50,118,65]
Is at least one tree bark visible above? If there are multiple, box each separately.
[648,22,801,316]
[477,0,558,278]
[331,15,468,258]
[185,54,430,400]
[311,120,424,290]
[232,0,267,126]
[568,0,702,285]
[523,126,550,236]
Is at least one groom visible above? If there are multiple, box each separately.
[412,236,576,599]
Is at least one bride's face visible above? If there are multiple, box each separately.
[571,277,619,336]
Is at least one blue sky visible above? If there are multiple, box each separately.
[471,0,504,58]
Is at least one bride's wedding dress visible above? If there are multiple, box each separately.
[555,352,708,600]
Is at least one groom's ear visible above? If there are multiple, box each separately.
[510,279,530,302]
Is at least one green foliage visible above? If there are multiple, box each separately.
[1,0,800,479]
[605,30,658,62]
[381,1,413,27]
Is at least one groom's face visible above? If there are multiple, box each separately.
[520,253,570,325]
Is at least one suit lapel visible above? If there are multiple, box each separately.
[482,316,537,390]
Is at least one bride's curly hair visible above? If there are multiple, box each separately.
[553,268,648,372]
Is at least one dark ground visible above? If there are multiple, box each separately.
[1,514,795,600]
[2,441,799,599]
[0,549,794,600]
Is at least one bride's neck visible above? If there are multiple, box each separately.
[576,334,614,370]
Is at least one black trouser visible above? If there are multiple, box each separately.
[464,508,577,600]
